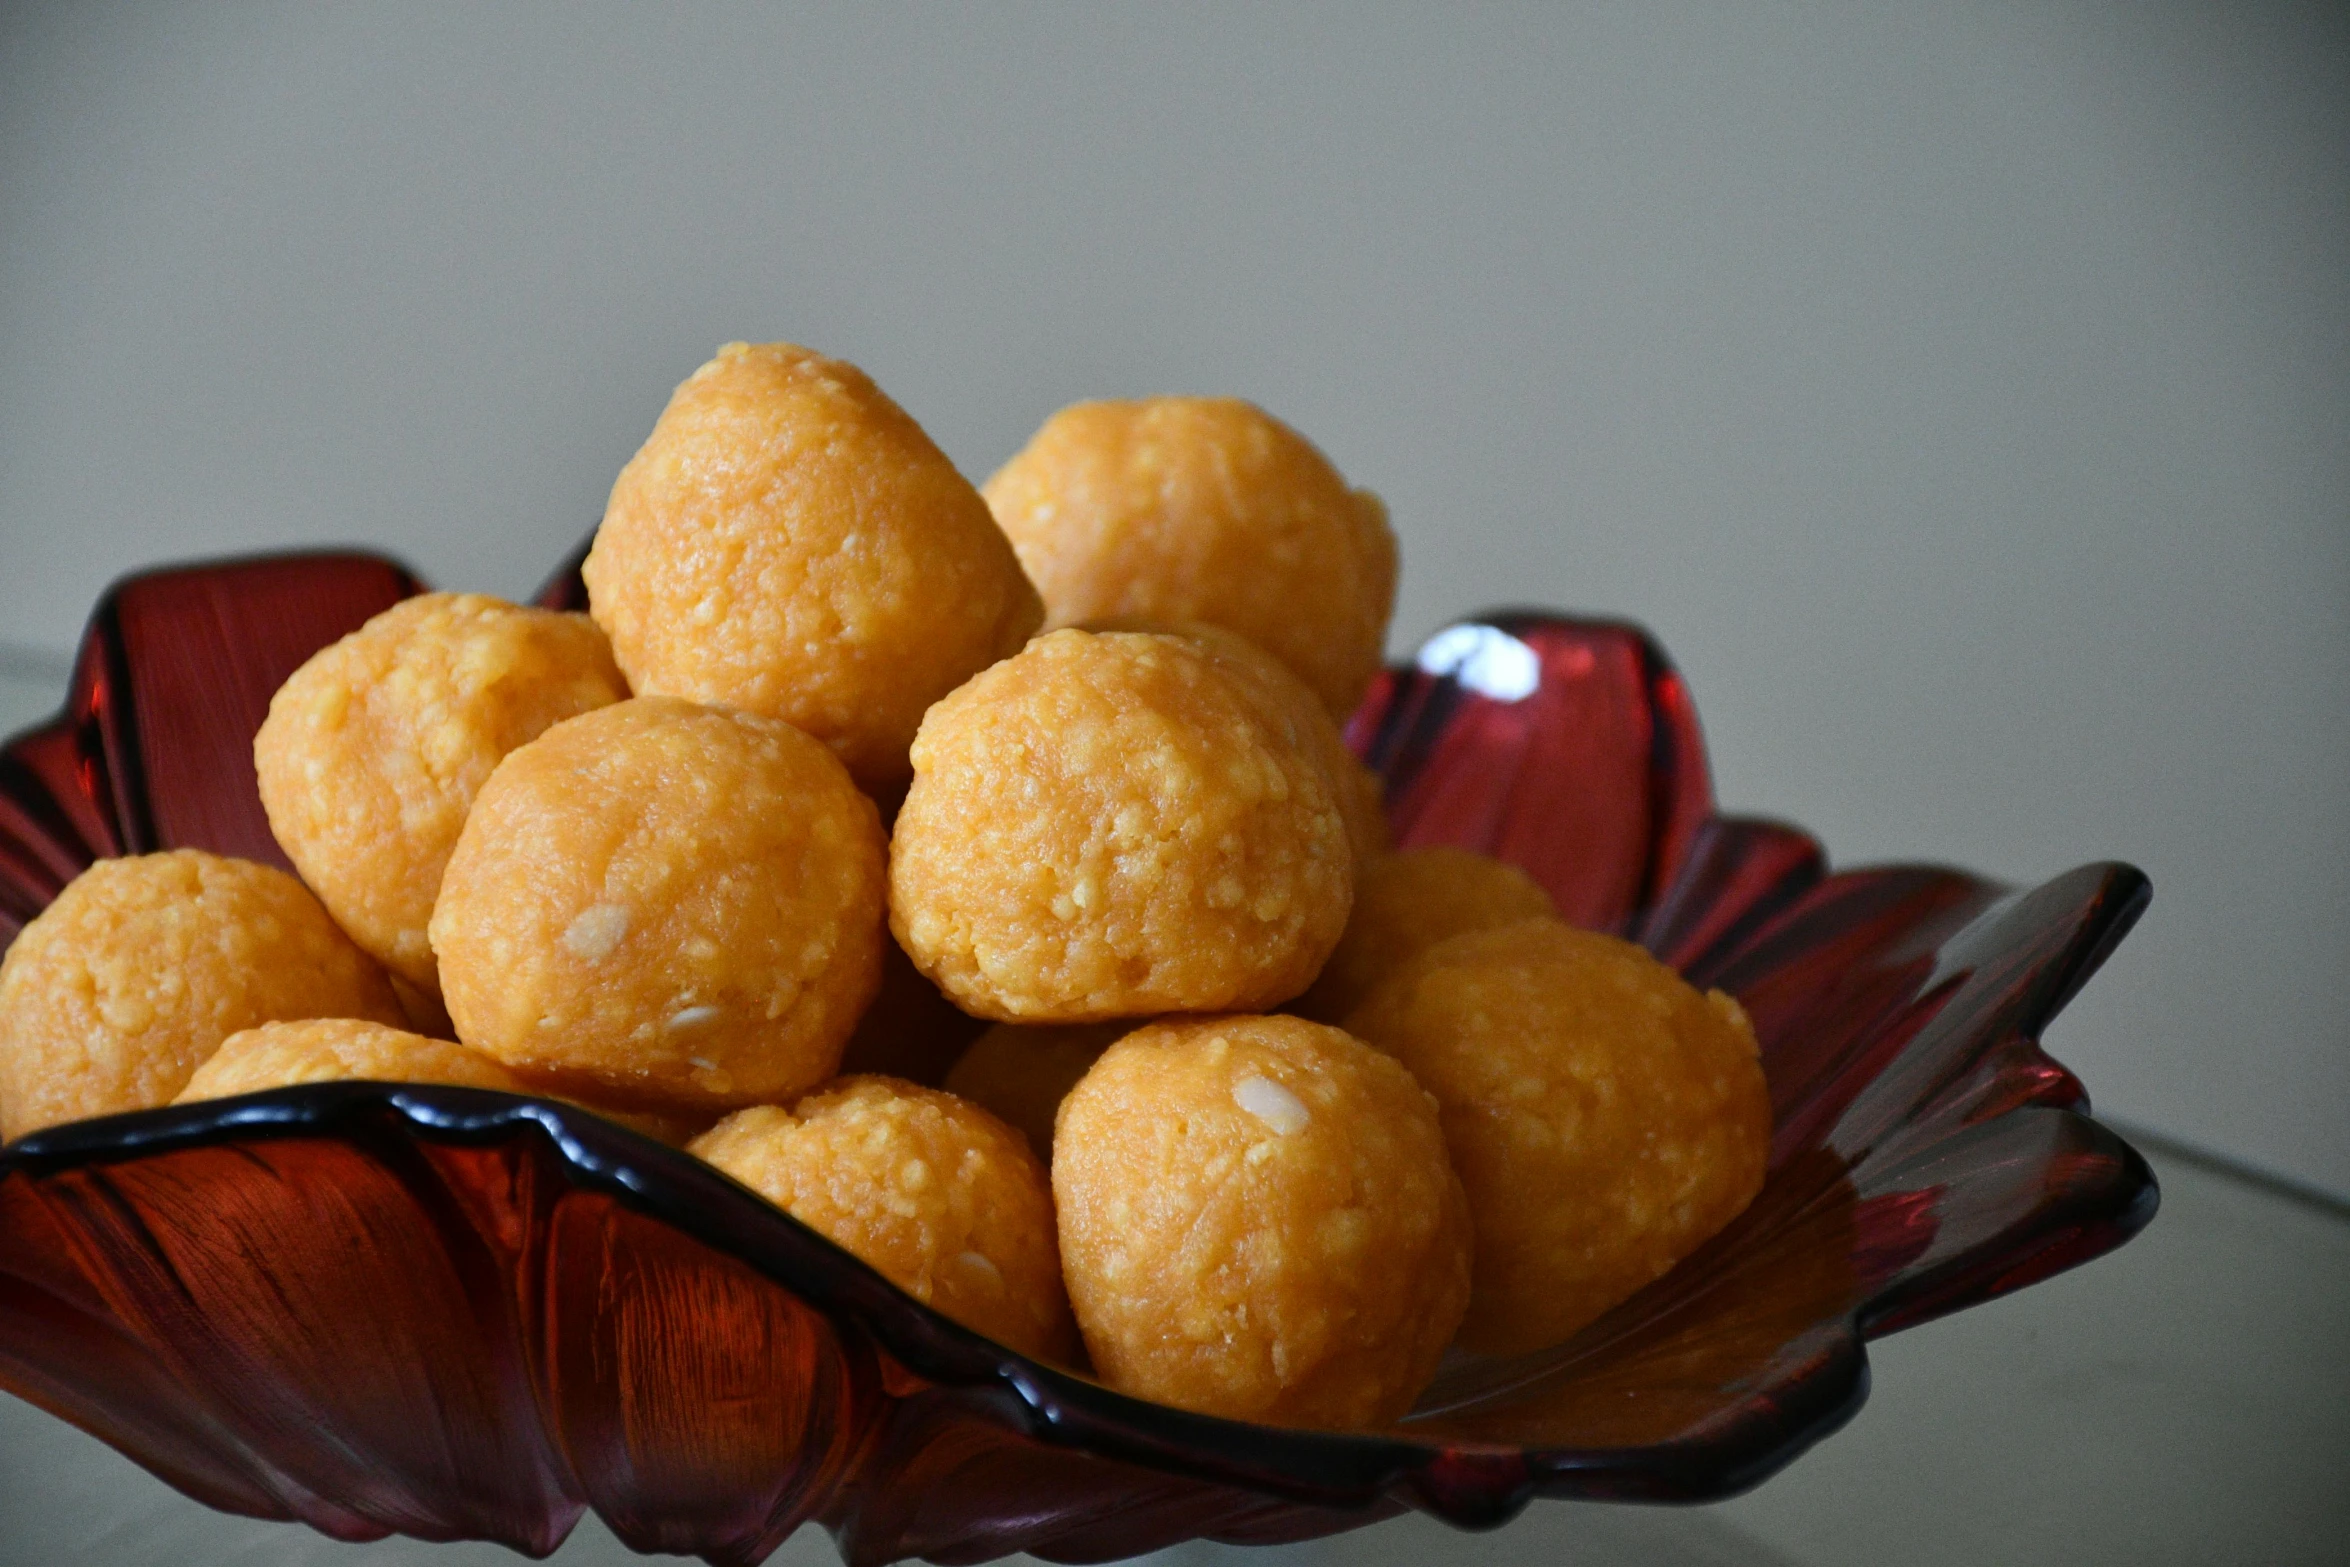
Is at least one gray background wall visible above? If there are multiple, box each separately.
[1,2,2344,1192]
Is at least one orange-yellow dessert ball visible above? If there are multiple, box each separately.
[254,592,629,1001]
[941,1021,1129,1157]
[430,697,885,1111]
[983,398,1398,723]
[0,851,405,1139]
[1186,624,1390,872]
[691,1077,1074,1361]
[1090,618,1388,873]
[583,342,1044,789]
[1053,1015,1470,1429]
[173,1016,708,1145]
[1344,920,1771,1356]
[175,1017,528,1101]
[889,630,1353,1022]
[1295,847,1557,1022]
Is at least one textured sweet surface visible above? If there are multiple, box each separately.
[179,1017,708,1145]
[1053,1014,1470,1429]
[942,1020,1130,1157]
[1090,618,1389,873]
[691,1077,1074,1362]
[1295,846,1557,1022]
[984,398,1397,723]
[583,342,1042,788]
[176,1017,525,1101]
[890,629,1353,1021]
[253,592,628,999]
[0,851,405,1138]
[431,696,885,1110]
[1346,919,1770,1355]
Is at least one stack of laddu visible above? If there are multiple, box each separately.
[0,342,1769,1429]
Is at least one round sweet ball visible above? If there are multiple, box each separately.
[430,696,886,1111]
[890,629,1353,1021]
[174,1017,709,1145]
[941,1021,1129,1158]
[1344,919,1771,1356]
[1295,847,1557,1022]
[176,1017,527,1102]
[1089,618,1388,874]
[583,342,1044,789]
[1200,629,1389,871]
[254,592,629,1001]
[1054,1015,1471,1430]
[691,1078,1074,1361]
[0,851,406,1140]
[983,397,1398,723]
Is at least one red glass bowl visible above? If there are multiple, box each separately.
[0,550,2156,1566]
